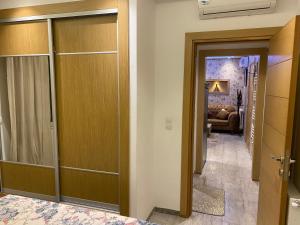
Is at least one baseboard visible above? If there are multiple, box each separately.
[147,207,180,221]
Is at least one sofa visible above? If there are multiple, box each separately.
[208,104,240,133]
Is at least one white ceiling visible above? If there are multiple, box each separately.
[0,0,81,10]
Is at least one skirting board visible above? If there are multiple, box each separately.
[147,207,180,221]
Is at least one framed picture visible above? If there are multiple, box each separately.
[206,79,230,95]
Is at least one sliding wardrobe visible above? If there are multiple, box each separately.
[0,21,56,198]
[0,4,129,215]
[54,15,119,209]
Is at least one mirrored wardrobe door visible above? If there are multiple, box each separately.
[0,21,56,200]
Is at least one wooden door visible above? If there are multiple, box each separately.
[54,15,120,208]
[194,55,206,173]
[257,17,300,225]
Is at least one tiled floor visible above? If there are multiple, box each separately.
[149,133,259,225]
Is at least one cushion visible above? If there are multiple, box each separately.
[226,106,236,113]
[216,109,229,120]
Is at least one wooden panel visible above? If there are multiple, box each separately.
[194,54,206,174]
[54,15,117,53]
[60,168,119,204]
[258,144,282,225]
[0,161,55,196]
[0,21,48,55]
[257,16,300,225]
[266,60,292,98]
[118,0,130,216]
[292,57,300,191]
[187,27,281,43]
[0,0,117,20]
[268,18,296,66]
[252,52,268,181]
[263,124,286,157]
[56,54,119,172]
[264,95,289,135]
[258,144,283,225]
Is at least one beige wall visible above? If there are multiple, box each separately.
[129,0,156,220]
[153,0,299,210]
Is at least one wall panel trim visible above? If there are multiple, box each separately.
[56,51,118,56]
[60,166,119,176]
[0,54,50,57]
[61,196,119,212]
[47,18,61,203]
[0,160,54,169]
[0,9,118,24]
[3,188,56,202]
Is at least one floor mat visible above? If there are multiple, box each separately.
[192,181,225,216]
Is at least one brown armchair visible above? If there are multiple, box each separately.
[208,104,240,133]
[228,112,240,133]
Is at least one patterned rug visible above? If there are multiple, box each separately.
[0,195,156,225]
[192,177,225,216]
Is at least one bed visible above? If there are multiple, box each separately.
[0,195,156,225]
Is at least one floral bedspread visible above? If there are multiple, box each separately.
[0,195,155,225]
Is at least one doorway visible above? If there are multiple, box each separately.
[181,18,300,225]
[192,47,268,224]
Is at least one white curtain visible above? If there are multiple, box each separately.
[5,56,53,166]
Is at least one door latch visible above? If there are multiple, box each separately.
[272,156,285,164]
[272,155,296,179]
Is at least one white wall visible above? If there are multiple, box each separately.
[135,0,156,219]
[153,0,299,210]
[129,0,138,218]
[130,0,156,220]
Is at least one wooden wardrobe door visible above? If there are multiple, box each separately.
[54,15,120,206]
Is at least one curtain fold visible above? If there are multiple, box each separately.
[0,58,11,161]
[5,56,53,166]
